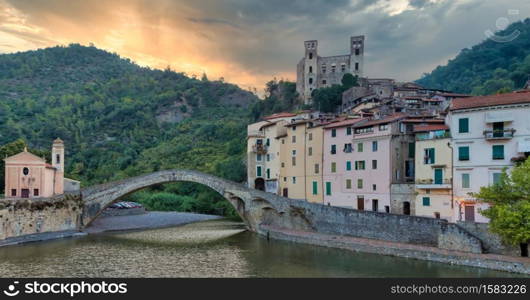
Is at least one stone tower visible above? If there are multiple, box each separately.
[350,35,364,78]
[303,40,318,103]
[52,138,64,194]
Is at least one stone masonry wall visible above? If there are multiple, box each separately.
[0,193,82,241]
[457,221,519,256]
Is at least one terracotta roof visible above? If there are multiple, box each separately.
[421,98,443,102]
[323,118,367,129]
[402,118,445,123]
[437,92,471,97]
[263,112,297,120]
[451,91,530,111]
[353,113,407,128]
[413,124,449,133]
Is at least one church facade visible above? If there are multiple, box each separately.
[3,138,80,198]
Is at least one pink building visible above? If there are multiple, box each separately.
[4,138,79,198]
[322,117,367,207]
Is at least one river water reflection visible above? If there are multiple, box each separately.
[0,220,521,277]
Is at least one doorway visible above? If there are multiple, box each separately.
[357,196,364,210]
[254,178,265,191]
[465,205,475,222]
[282,188,288,197]
[21,189,30,198]
[372,199,378,212]
[403,201,410,215]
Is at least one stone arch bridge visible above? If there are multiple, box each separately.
[81,169,310,233]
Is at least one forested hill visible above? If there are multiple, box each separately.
[416,18,530,95]
[0,44,258,190]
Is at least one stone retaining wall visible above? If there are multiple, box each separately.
[457,221,520,256]
[0,193,82,241]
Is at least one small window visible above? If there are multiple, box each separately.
[292,135,296,143]
[322,79,327,85]
[292,156,296,166]
[331,162,337,173]
[357,179,363,189]
[308,133,313,141]
[346,161,352,171]
[346,127,352,135]
[372,160,377,169]
[462,173,470,188]
[256,154,262,162]
[11,189,16,197]
[355,48,360,56]
[408,142,415,158]
[292,177,296,184]
[309,66,313,73]
[355,63,359,71]
[266,154,270,162]
[331,129,337,137]
[331,144,337,154]
[34,189,39,196]
[492,173,502,185]
[292,150,296,156]
[325,182,332,196]
[424,148,435,164]
[266,168,271,179]
[372,184,377,191]
[341,64,346,72]
[492,145,504,160]
[22,167,29,175]
[458,118,469,133]
[308,147,313,156]
[309,53,313,59]
[346,179,352,189]
[372,141,378,152]
[314,164,319,174]
[458,146,470,161]
[309,78,313,85]
[312,181,318,195]
[379,124,388,131]
[357,143,363,152]
[256,166,262,177]
[423,197,431,206]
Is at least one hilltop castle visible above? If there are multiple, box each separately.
[296,36,365,104]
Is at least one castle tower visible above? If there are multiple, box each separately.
[350,35,365,78]
[52,138,64,194]
[303,40,318,104]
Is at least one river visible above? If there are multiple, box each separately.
[0,219,521,277]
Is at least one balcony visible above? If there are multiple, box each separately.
[415,178,452,189]
[252,144,268,154]
[483,129,515,140]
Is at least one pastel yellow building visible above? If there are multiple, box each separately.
[305,123,325,203]
[413,124,454,221]
[279,119,310,200]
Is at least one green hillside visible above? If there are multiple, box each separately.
[417,19,530,94]
[0,44,259,216]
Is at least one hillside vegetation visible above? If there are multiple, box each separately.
[0,44,259,216]
[417,19,530,94]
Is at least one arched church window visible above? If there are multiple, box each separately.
[23,167,29,175]
[309,53,313,59]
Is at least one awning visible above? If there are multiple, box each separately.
[484,111,514,123]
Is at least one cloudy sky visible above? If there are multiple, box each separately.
[0,0,529,93]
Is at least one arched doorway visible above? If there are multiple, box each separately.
[254,178,265,191]
[403,201,410,215]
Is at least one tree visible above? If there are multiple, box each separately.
[473,157,530,256]
[341,73,358,89]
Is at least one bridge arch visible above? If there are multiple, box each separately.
[80,170,251,228]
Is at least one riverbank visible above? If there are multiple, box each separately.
[84,211,223,234]
[263,226,530,275]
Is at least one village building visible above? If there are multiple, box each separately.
[449,91,530,223]
[246,112,296,193]
[3,138,80,198]
[322,117,367,208]
[304,122,326,203]
[297,36,365,104]
[413,124,454,221]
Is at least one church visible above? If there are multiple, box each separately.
[3,138,80,198]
